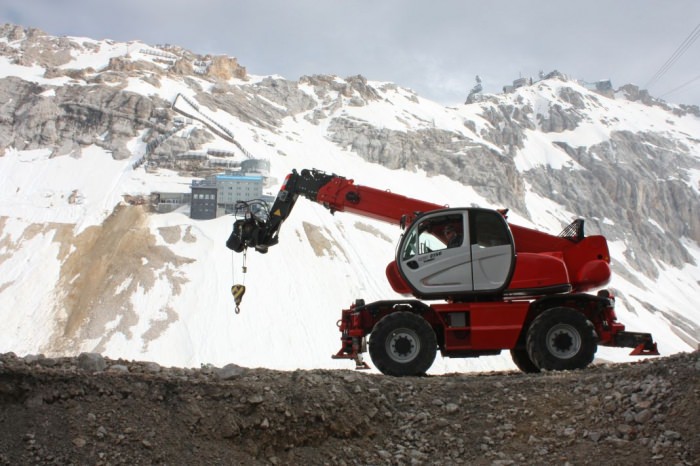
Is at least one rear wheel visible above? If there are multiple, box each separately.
[369,311,437,376]
[510,348,540,373]
[526,307,597,371]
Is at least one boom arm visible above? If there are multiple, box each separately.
[226,168,441,253]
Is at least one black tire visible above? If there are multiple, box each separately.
[526,307,597,371]
[369,311,437,376]
[510,348,540,373]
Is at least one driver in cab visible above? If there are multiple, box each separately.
[444,224,462,248]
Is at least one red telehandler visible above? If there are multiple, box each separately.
[226,168,658,376]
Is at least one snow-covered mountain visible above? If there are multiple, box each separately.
[0,24,698,374]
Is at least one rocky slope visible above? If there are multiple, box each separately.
[0,351,698,465]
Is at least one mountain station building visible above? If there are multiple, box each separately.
[190,171,264,219]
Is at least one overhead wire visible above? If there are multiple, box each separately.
[645,22,700,90]
[660,72,700,99]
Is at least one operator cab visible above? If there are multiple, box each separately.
[397,208,515,299]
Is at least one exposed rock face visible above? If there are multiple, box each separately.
[328,119,528,212]
[192,77,317,130]
[618,84,665,108]
[0,24,247,162]
[206,55,246,81]
[0,77,163,160]
[540,128,699,278]
[301,74,382,102]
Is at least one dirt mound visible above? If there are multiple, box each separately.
[0,351,698,465]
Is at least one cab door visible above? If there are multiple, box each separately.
[398,210,473,296]
[469,209,515,291]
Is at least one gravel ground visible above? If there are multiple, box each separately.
[0,351,698,465]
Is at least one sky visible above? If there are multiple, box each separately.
[1,1,700,106]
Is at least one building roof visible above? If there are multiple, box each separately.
[215,174,263,182]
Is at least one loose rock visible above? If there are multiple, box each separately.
[0,351,697,465]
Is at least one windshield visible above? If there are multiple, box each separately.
[401,228,418,260]
[401,213,463,260]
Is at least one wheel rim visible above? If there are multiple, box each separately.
[545,323,581,359]
[386,327,420,363]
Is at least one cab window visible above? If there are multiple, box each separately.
[401,214,464,260]
[401,228,418,260]
[470,210,510,247]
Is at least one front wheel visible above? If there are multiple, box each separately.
[369,311,437,376]
[526,307,597,371]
